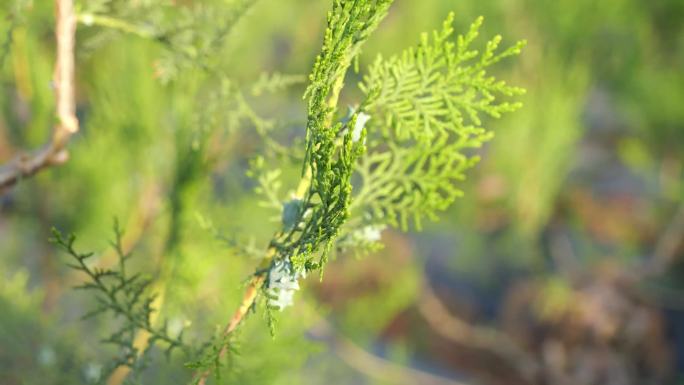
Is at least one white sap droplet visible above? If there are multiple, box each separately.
[352,112,371,143]
[267,260,304,311]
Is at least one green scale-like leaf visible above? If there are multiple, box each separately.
[352,13,526,231]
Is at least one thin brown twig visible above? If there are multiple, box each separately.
[193,175,307,385]
[642,202,684,277]
[194,259,270,385]
[0,0,79,193]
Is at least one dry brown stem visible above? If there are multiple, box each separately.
[0,0,79,193]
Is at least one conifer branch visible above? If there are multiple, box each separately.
[0,0,79,193]
[194,1,395,382]
[48,2,526,382]
[52,224,191,382]
[76,13,156,39]
[76,0,260,80]
[206,12,525,382]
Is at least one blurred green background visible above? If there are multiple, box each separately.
[0,0,682,384]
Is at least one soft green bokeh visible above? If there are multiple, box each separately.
[0,0,681,383]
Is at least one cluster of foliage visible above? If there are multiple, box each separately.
[37,0,525,383]
[2,0,682,384]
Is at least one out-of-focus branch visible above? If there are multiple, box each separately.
[191,273,267,385]
[549,226,581,278]
[0,0,78,193]
[642,202,684,277]
[418,283,540,382]
[76,13,156,39]
[310,317,471,385]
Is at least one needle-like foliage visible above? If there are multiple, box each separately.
[266,0,394,276]
[78,0,260,80]
[52,222,190,382]
[53,222,243,384]
[50,0,525,382]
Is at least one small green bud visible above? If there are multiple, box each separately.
[282,199,303,231]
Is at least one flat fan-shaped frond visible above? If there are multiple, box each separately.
[354,13,526,230]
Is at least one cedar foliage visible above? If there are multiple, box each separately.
[8,0,524,383]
